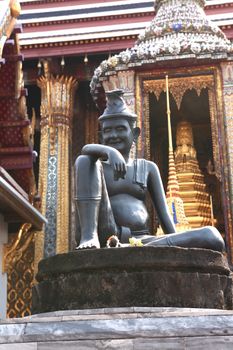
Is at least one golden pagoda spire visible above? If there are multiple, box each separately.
[165,76,190,231]
[174,120,214,228]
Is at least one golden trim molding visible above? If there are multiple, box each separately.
[143,75,214,110]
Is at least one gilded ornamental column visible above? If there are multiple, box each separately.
[221,62,233,255]
[37,62,77,259]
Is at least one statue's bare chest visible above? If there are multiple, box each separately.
[102,162,146,199]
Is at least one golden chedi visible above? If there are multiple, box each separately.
[174,121,212,228]
[157,76,190,235]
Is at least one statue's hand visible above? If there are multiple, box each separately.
[108,149,126,180]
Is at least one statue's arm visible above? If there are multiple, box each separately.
[147,161,177,234]
[81,144,126,179]
[82,144,113,160]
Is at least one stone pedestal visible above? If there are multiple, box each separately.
[33,247,233,314]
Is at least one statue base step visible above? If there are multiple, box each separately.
[33,246,232,314]
[2,307,233,349]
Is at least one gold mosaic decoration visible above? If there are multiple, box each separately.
[37,61,77,258]
[5,224,35,318]
[144,75,214,109]
[174,120,213,228]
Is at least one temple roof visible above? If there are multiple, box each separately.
[90,0,233,99]
[18,0,233,58]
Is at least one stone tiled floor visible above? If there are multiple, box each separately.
[1,307,233,349]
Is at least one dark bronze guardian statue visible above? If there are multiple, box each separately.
[74,90,225,252]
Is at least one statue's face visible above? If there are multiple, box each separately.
[101,118,134,153]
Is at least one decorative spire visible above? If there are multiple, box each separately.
[165,76,190,230]
[165,76,179,198]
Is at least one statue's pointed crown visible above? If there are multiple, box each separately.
[98,89,137,122]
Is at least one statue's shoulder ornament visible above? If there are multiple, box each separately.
[133,158,149,189]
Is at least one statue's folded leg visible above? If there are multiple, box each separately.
[143,226,225,252]
[75,155,118,249]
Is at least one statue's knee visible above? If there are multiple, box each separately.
[75,155,102,178]
[203,226,225,252]
[75,155,93,171]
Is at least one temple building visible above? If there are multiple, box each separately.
[0,0,232,318]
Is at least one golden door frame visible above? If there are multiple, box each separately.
[135,65,233,262]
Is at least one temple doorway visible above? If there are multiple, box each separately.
[143,76,225,236]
